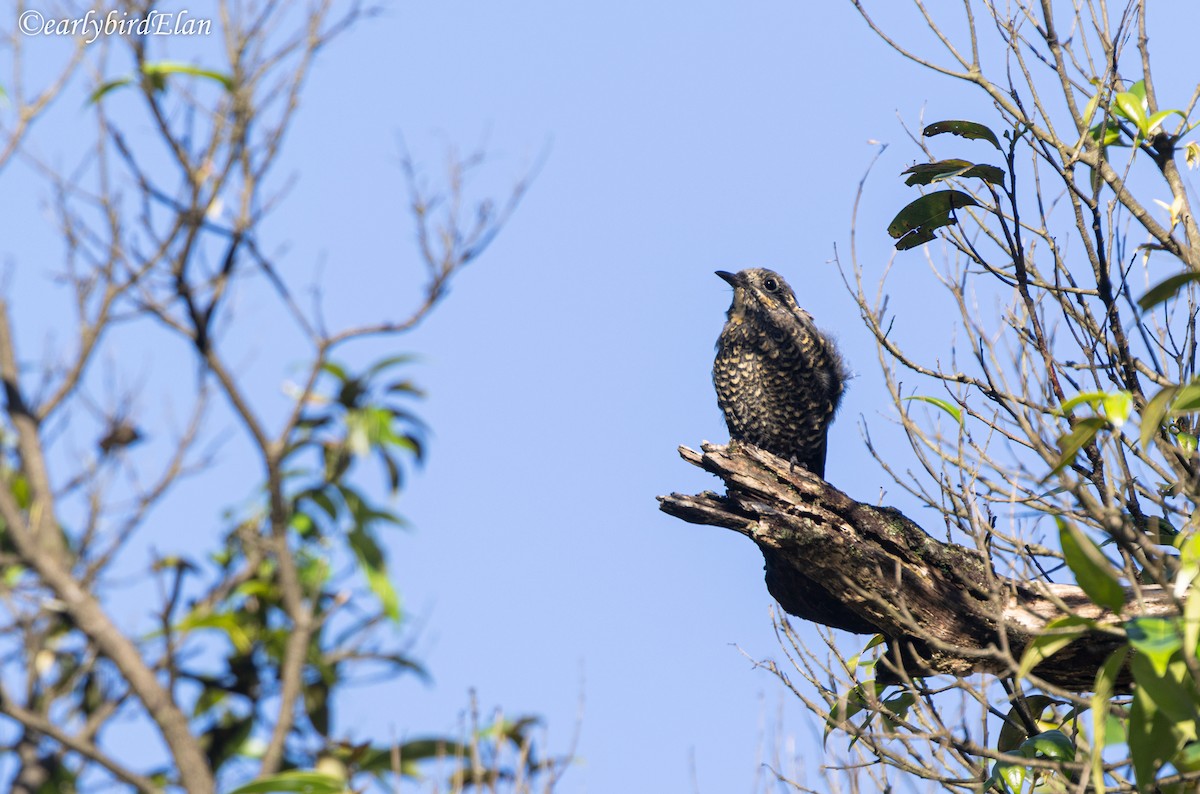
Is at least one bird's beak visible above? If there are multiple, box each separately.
[715,270,740,287]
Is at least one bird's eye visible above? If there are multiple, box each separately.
[762,277,779,292]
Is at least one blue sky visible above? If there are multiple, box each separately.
[5,1,1197,792]
[302,4,989,791]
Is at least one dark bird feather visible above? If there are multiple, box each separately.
[713,268,846,477]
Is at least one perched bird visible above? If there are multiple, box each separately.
[98,420,143,455]
[713,268,847,477]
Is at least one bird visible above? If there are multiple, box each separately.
[98,420,143,455]
[712,268,847,477]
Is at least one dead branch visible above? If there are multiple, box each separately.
[659,442,1170,691]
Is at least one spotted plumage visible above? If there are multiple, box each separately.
[713,268,846,477]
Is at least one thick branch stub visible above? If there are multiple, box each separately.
[659,442,1173,691]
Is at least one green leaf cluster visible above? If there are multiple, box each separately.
[150,354,442,782]
[887,120,1006,250]
[825,636,916,749]
[986,728,1074,793]
[225,715,558,794]
[1085,80,1191,148]
[90,60,234,103]
[1001,530,1200,791]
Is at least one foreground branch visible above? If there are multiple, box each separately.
[659,442,1171,691]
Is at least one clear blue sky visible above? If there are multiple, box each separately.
[5,2,1196,792]
[278,4,984,790]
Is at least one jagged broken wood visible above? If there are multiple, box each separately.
[658,442,1175,691]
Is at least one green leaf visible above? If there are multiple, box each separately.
[337,484,405,529]
[305,677,331,737]
[347,525,401,622]
[88,77,134,104]
[225,770,346,794]
[1140,385,1180,448]
[290,511,315,536]
[1080,91,1102,128]
[1183,553,1200,659]
[1047,416,1109,478]
[1139,271,1200,312]
[296,549,332,591]
[902,395,963,424]
[887,190,980,250]
[336,377,366,408]
[1103,391,1134,426]
[1180,530,1200,566]
[363,406,401,446]
[1114,91,1148,135]
[386,379,426,397]
[1058,391,1109,415]
[357,737,469,777]
[304,488,339,522]
[1128,687,1156,788]
[381,451,402,494]
[11,473,30,509]
[959,164,1006,184]
[1092,647,1129,785]
[1058,390,1133,426]
[824,682,877,746]
[1146,109,1186,135]
[174,610,253,653]
[892,226,936,251]
[2,565,25,586]
[844,633,886,675]
[923,120,1002,150]
[998,695,1056,752]
[1018,614,1094,680]
[882,690,915,719]
[902,159,971,185]
[1172,381,1200,412]
[1130,653,1196,725]
[364,353,420,379]
[902,159,1004,186]
[319,361,350,382]
[1105,711,1128,745]
[233,579,274,600]
[140,61,234,92]
[88,62,233,105]
[1058,518,1125,613]
[1129,680,1183,788]
[1134,514,1178,545]
[1126,617,1183,676]
[1019,729,1075,761]
[985,761,1025,793]
[1089,121,1126,147]
[1176,742,1200,773]
[480,714,542,745]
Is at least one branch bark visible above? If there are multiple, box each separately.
[659,442,1170,691]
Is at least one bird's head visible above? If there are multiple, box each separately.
[716,268,813,334]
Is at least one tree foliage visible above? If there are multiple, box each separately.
[0,3,565,793]
[779,1,1200,791]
